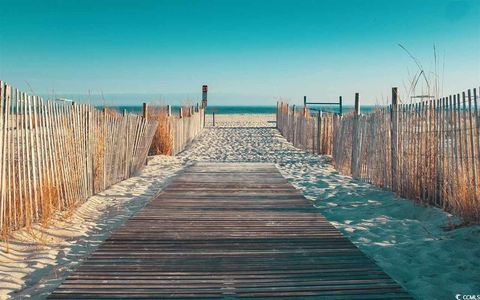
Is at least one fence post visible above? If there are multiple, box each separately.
[123,108,128,178]
[102,107,107,188]
[317,111,322,154]
[276,101,279,129]
[303,106,307,149]
[213,112,216,127]
[167,105,171,117]
[142,103,148,120]
[141,103,149,166]
[179,107,183,118]
[312,112,315,154]
[339,96,343,115]
[285,103,289,138]
[391,87,399,192]
[351,93,360,177]
[304,96,307,107]
[292,105,296,146]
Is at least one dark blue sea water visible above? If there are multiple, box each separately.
[103,105,378,115]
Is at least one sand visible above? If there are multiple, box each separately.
[2,113,479,300]
[205,113,277,127]
[0,156,185,299]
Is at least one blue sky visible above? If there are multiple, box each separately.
[0,0,478,106]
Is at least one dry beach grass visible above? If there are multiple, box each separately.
[148,108,173,155]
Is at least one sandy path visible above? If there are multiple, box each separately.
[2,113,479,300]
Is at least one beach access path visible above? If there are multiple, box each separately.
[48,162,411,299]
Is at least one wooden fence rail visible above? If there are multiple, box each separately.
[277,102,334,155]
[0,81,158,235]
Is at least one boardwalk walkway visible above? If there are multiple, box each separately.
[48,162,411,299]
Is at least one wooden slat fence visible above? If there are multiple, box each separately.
[277,102,334,155]
[0,81,158,235]
[170,106,204,155]
[334,88,480,222]
[277,88,480,222]
[332,109,392,184]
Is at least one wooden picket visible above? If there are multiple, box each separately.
[277,88,480,222]
[331,88,480,222]
[174,107,203,156]
[0,81,158,235]
[276,102,334,155]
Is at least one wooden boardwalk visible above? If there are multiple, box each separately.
[48,162,411,299]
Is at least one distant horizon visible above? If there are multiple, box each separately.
[99,104,378,107]
[105,103,375,115]
[39,88,468,108]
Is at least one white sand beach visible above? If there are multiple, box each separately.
[2,113,480,300]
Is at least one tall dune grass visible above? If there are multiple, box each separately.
[148,108,173,155]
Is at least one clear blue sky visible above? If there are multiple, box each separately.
[0,0,478,106]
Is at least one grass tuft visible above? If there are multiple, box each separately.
[149,107,173,155]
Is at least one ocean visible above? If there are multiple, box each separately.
[106,105,379,115]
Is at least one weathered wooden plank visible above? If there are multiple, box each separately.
[48,162,410,299]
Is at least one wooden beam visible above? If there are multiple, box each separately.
[142,103,148,120]
[351,93,360,177]
[391,87,399,192]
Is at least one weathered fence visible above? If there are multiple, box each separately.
[277,88,480,222]
[170,106,204,155]
[0,81,158,235]
[333,87,480,222]
[277,102,334,155]
[148,105,204,156]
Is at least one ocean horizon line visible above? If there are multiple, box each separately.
[100,104,380,115]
